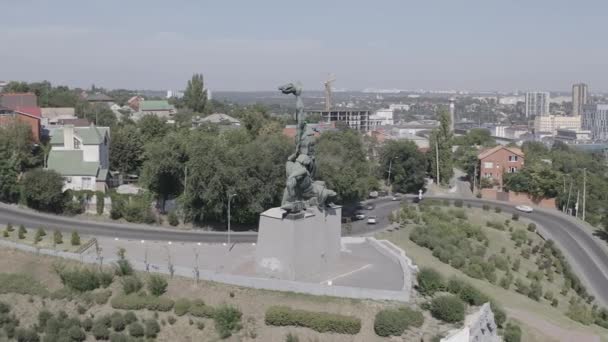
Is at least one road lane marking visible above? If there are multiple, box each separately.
[320,264,372,284]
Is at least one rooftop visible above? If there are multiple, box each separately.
[198,113,240,124]
[50,125,110,145]
[140,100,174,111]
[47,150,100,176]
[85,93,114,102]
[478,145,524,160]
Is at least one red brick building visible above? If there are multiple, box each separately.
[477,145,524,189]
[0,106,42,142]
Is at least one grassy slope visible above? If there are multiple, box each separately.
[379,207,608,342]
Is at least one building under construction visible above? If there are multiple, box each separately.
[306,109,373,132]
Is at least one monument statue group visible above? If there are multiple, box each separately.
[255,83,342,280]
[278,82,336,214]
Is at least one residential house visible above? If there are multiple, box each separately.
[47,124,111,192]
[477,145,524,190]
[0,92,37,108]
[40,107,77,126]
[127,96,144,111]
[0,106,42,142]
[84,93,114,104]
[135,100,176,120]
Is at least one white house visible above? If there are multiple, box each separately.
[47,124,110,192]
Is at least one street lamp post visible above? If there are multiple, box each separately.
[227,193,237,246]
[387,157,397,194]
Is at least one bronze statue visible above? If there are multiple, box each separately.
[279,82,336,212]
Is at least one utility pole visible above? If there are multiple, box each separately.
[387,158,393,193]
[582,168,587,221]
[565,180,573,214]
[575,189,580,218]
[183,166,188,222]
[227,193,237,246]
[435,137,440,185]
[473,163,477,193]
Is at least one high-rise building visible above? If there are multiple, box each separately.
[533,115,580,136]
[572,83,588,116]
[448,97,455,132]
[583,104,608,140]
[525,92,550,117]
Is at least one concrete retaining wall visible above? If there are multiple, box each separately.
[441,303,500,342]
[367,238,418,297]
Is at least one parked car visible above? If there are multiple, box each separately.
[391,196,400,201]
[354,212,366,220]
[515,205,533,213]
[367,216,377,224]
[365,204,375,210]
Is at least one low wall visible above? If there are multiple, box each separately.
[481,189,556,209]
[367,238,417,297]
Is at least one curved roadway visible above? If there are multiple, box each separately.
[1,197,608,306]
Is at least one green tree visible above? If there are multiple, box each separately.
[429,109,454,185]
[138,114,170,142]
[85,103,117,127]
[183,73,207,113]
[22,169,65,213]
[110,125,144,175]
[0,122,38,203]
[71,231,81,246]
[316,130,377,203]
[380,140,426,193]
[141,133,187,212]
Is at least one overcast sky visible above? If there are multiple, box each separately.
[1,0,607,92]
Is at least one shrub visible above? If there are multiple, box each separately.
[99,271,114,288]
[15,328,39,342]
[511,213,519,221]
[123,312,137,325]
[114,249,134,277]
[551,298,559,307]
[18,225,26,239]
[82,318,93,332]
[373,307,424,337]
[174,299,191,316]
[94,290,112,305]
[197,321,205,330]
[144,319,161,338]
[527,223,536,232]
[111,314,126,332]
[109,333,128,342]
[96,192,105,215]
[504,322,522,342]
[0,273,48,296]
[6,223,13,232]
[53,230,63,245]
[430,295,465,323]
[458,284,489,306]
[76,305,87,315]
[67,326,86,342]
[512,258,520,271]
[214,305,242,339]
[91,322,110,340]
[265,306,361,335]
[38,310,53,328]
[189,301,215,318]
[71,232,80,246]
[416,268,444,296]
[490,301,506,328]
[285,332,299,342]
[57,267,102,292]
[111,293,174,312]
[494,207,501,213]
[567,300,594,325]
[544,290,554,301]
[147,274,168,297]
[454,199,463,208]
[168,211,179,226]
[528,281,543,301]
[482,204,490,211]
[121,276,142,295]
[128,322,144,337]
[167,315,177,325]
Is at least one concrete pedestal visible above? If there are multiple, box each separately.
[255,205,341,280]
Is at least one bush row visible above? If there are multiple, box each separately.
[374,306,423,337]
[111,293,174,311]
[265,306,361,335]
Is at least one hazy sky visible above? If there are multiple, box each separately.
[2,0,607,92]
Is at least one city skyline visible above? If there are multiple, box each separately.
[1,1,608,91]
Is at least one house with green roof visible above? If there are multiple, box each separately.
[47,124,111,192]
[134,100,176,121]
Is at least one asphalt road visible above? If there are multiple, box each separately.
[0,203,257,243]
[2,197,608,306]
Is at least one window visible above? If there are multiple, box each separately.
[509,167,517,173]
[64,176,72,183]
[483,162,493,169]
[508,155,518,162]
[82,177,92,189]
[74,138,81,149]
[484,173,493,178]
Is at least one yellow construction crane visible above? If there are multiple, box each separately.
[324,74,336,111]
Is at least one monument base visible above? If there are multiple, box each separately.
[255,205,341,281]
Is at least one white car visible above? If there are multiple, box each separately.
[367,216,377,224]
[391,196,400,201]
[355,213,366,220]
[515,205,534,213]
